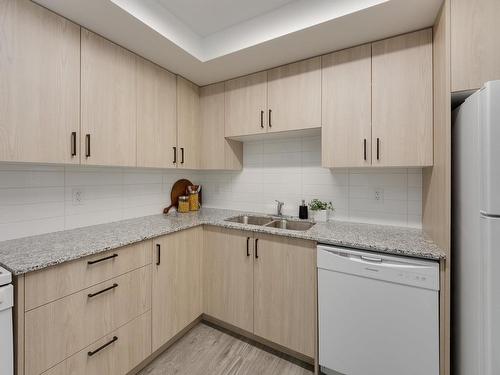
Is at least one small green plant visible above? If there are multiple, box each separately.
[308,199,334,211]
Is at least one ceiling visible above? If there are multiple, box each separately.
[156,0,296,37]
[34,0,443,85]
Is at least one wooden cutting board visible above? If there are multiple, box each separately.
[163,179,202,214]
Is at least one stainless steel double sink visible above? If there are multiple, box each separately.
[225,215,315,231]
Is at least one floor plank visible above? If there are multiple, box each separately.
[138,323,313,375]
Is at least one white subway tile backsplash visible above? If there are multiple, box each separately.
[0,136,423,241]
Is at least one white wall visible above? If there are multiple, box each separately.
[0,135,422,242]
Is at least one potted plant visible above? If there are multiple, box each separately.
[308,199,334,222]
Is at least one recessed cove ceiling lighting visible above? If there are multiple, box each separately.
[33,0,442,84]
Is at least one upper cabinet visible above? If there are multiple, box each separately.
[136,57,177,169]
[224,58,321,138]
[372,29,433,167]
[81,29,137,167]
[322,45,372,168]
[225,71,268,137]
[177,76,201,169]
[267,57,321,133]
[200,83,243,170]
[451,0,500,92]
[0,0,80,164]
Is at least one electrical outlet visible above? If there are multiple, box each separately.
[374,188,384,202]
[72,188,84,205]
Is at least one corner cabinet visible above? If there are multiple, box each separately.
[322,44,372,168]
[372,29,433,167]
[152,227,203,351]
[81,29,137,167]
[0,0,80,164]
[136,57,177,168]
[176,76,201,169]
[203,227,316,359]
[200,83,243,170]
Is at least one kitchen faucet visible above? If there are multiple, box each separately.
[275,200,284,216]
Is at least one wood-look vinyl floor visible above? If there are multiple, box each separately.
[137,322,313,375]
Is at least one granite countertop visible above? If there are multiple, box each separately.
[0,208,446,275]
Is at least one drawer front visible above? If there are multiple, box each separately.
[25,240,152,311]
[25,265,151,375]
[42,311,151,375]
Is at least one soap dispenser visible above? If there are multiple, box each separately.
[299,200,308,219]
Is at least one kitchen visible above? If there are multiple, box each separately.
[0,0,498,374]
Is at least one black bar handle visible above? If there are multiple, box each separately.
[87,253,118,265]
[71,132,77,157]
[376,138,380,161]
[255,238,259,259]
[88,336,118,357]
[88,283,118,298]
[363,139,367,161]
[268,109,272,128]
[180,147,185,164]
[156,244,161,265]
[260,110,264,128]
[173,147,177,164]
[85,134,91,157]
[246,237,250,257]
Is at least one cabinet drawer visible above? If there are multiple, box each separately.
[42,311,151,375]
[25,265,151,375]
[25,240,152,310]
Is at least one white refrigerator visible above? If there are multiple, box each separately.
[453,80,500,375]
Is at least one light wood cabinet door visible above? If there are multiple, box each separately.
[203,226,254,333]
[253,234,316,358]
[225,71,268,137]
[200,83,243,170]
[152,227,203,351]
[267,57,321,133]
[451,0,500,92]
[322,45,372,168]
[177,76,200,169]
[0,0,80,164]
[372,29,433,167]
[25,266,151,375]
[42,312,151,375]
[137,57,177,168]
[81,29,137,167]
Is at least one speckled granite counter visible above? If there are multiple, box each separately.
[0,208,445,275]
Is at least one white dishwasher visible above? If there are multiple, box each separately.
[317,245,440,375]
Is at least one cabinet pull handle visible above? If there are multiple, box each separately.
[376,138,380,161]
[180,147,185,164]
[260,110,264,128]
[363,139,367,161]
[71,132,77,157]
[156,244,161,265]
[87,253,118,265]
[246,237,250,257]
[85,134,91,157]
[87,283,118,298]
[255,238,259,259]
[268,109,272,128]
[88,336,118,357]
[173,147,177,164]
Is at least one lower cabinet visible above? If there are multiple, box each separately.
[152,227,203,351]
[253,234,316,358]
[203,226,254,332]
[203,227,316,358]
[42,312,151,375]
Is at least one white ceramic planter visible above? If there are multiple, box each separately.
[312,209,328,222]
